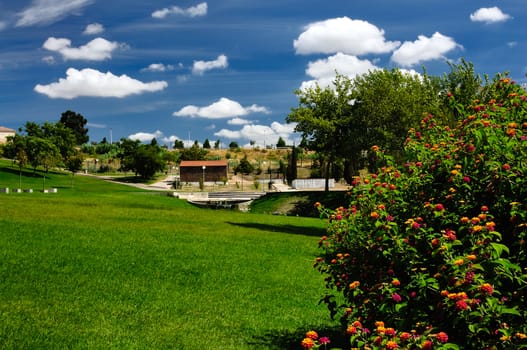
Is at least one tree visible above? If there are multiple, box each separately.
[214,139,221,149]
[229,141,239,150]
[59,110,89,145]
[276,137,286,148]
[117,138,141,173]
[134,144,165,179]
[287,74,354,191]
[286,145,298,185]
[235,155,254,175]
[348,68,442,173]
[179,144,208,160]
[174,139,184,149]
[65,152,84,187]
[203,139,211,149]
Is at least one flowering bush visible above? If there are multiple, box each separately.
[312,76,527,349]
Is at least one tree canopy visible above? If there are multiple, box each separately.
[59,110,89,145]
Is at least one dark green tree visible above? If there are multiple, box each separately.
[65,152,84,187]
[203,139,211,149]
[276,137,286,148]
[229,141,239,149]
[59,110,89,145]
[287,74,353,191]
[179,144,208,160]
[235,155,254,175]
[134,144,165,179]
[214,139,221,149]
[174,139,184,149]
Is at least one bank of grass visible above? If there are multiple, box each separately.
[250,191,350,217]
[0,161,342,349]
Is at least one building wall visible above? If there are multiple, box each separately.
[180,166,227,183]
[0,128,15,144]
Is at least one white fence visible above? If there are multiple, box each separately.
[291,178,334,189]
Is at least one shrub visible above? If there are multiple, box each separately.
[313,76,527,349]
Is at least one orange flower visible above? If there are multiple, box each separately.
[370,211,379,219]
[349,281,360,289]
[454,258,465,266]
[386,340,399,349]
[466,254,477,261]
[301,337,315,349]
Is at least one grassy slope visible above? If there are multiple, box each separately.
[0,161,343,349]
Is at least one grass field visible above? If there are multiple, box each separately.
[0,161,343,349]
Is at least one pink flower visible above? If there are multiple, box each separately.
[392,293,402,303]
[319,337,331,345]
[434,203,445,211]
[463,176,471,183]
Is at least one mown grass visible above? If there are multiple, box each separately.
[0,160,342,349]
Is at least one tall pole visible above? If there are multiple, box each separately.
[202,165,206,191]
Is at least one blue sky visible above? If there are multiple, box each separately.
[1,0,525,148]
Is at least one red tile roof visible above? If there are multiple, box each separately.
[179,160,228,167]
[0,126,16,133]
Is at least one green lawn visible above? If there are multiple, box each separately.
[0,162,341,349]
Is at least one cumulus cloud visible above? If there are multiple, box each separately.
[34,68,168,99]
[294,17,400,56]
[192,54,228,75]
[301,52,378,90]
[128,130,164,142]
[228,118,251,125]
[16,0,94,27]
[152,2,207,19]
[214,122,298,147]
[391,32,461,67]
[83,22,104,35]
[43,37,121,61]
[173,97,269,119]
[141,63,175,72]
[470,7,511,24]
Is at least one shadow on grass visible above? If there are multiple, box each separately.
[227,222,326,237]
[248,326,348,350]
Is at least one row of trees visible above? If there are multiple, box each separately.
[2,111,89,187]
[287,60,483,190]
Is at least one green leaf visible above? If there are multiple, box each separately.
[500,307,521,316]
[490,242,509,258]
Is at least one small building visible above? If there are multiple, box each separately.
[179,160,228,183]
[0,126,16,144]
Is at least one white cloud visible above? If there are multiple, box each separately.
[34,67,168,99]
[16,0,94,27]
[128,130,164,143]
[83,22,104,35]
[294,17,400,56]
[0,21,8,31]
[141,63,175,72]
[43,37,121,61]
[470,7,511,24]
[173,97,269,118]
[152,2,207,19]
[192,54,228,75]
[301,52,378,90]
[214,122,298,147]
[228,118,251,125]
[391,32,461,67]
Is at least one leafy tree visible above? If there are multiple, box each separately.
[65,152,84,187]
[214,139,221,149]
[348,68,442,173]
[174,139,184,149]
[41,122,76,161]
[203,139,211,149]
[287,74,353,191]
[276,137,286,148]
[59,110,89,145]
[179,144,208,160]
[229,141,239,150]
[117,138,141,173]
[134,144,165,179]
[235,155,254,175]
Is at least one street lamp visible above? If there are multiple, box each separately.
[202,165,206,190]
